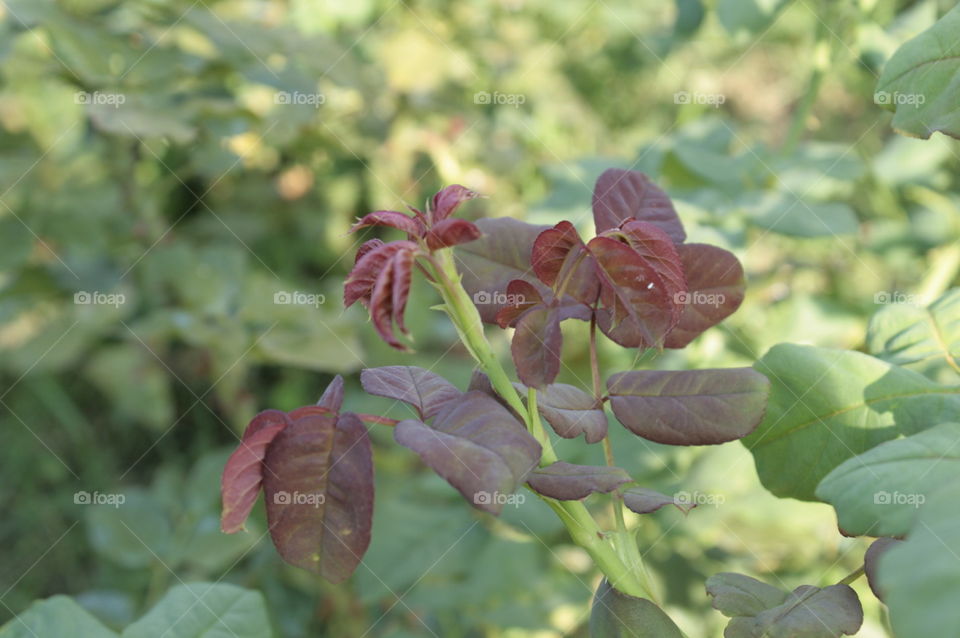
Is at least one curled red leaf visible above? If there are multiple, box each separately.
[349,210,424,237]
[425,218,483,250]
[429,184,481,223]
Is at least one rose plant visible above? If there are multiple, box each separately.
[221,168,844,635]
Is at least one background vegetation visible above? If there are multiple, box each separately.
[1,0,958,636]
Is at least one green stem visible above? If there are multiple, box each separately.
[527,388,558,465]
[838,565,865,586]
[427,248,651,599]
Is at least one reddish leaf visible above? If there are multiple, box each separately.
[494,279,543,328]
[588,236,675,348]
[607,368,769,445]
[355,238,385,264]
[361,366,461,419]
[425,218,482,250]
[393,391,541,514]
[665,243,745,348]
[623,487,695,515]
[512,305,562,388]
[527,462,631,500]
[390,247,414,336]
[532,221,599,305]
[616,220,686,320]
[864,538,901,602]
[592,169,685,242]
[344,240,416,309]
[362,244,417,350]
[221,410,290,534]
[262,410,374,583]
[316,375,345,413]
[349,210,425,237]
[456,217,550,322]
[429,184,481,223]
[518,382,607,443]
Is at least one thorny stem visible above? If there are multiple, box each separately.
[427,248,651,599]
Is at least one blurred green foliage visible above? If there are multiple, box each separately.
[1,0,959,636]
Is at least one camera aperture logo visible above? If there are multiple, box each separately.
[674,490,724,507]
[473,290,526,306]
[474,491,525,508]
[274,291,326,307]
[874,490,925,508]
[474,91,526,108]
[273,491,326,507]
[275,91,325,108]
[873,91,925,108]
[74,491,125,508]
[674,291,725,308]
[74,91,126,108]
[674,91,725,108]
[75,291,126,307]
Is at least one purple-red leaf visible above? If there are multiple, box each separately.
[350,210,425,237]
[344,240,417,309]
[316,375,345,413]
[588,236,676,348]
[864,538,900,602]
[429,184,481,223]
[616,220,686,321]
[592,169,686,242]
[390,247,414,336]
[494,279,543,328]
[520,382,607,443]
[623,487,696,515]
[360,366,461,419]
[393,391,541,514]
[607,368,770,445]
[512,304,563,389]
[532,222,600,305]
[425,218,483,250]
[262,410,374,583]
[355,238,385,264]
[456,217,550,323]
[527,462,632,500]
[665,243,745,349]
[221,410,290,534]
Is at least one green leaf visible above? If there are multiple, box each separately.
[0,596,117,637]
[716,0,789,39]
[878,484,960,636]
[121,583,271,638]
[867,288,960,376]
[706,573,788,618]
[725,585,862,637]
[84,488,172,569]
[747,191,859,237]
[875,4,960,139]
[589,579,685,638]
[744,344,960,501]
[816,422,960,537]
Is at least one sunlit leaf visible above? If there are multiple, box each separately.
[592,169,685,242]
[361,366,461,419]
